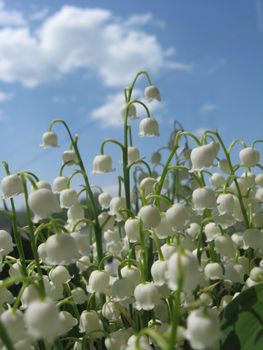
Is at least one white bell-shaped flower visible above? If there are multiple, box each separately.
[161,243,177,260]
[214,235,236,258]
[144,85,161,102]
[53,176,68,193]
[138,205,161,228]
[33,180,52,191]
[121,103,137,120]
[204,223,221,242]
[105,329,131,350]
[87,270,110,294]
[239,147,260,167]
[9,261,22,279]
[151,260,167,286]
[210,173,225,187]
[79,310,104,336]
[45,233,80,265]
[243,228,263,249]
[59,311,77,335]
[0,287,14,306]
[25,299,61,341]
[98,192,112,209]
[128,146,140,164]
[60,188,79,208]
[102,301,121,321]
[104,228,119,243]
[62,149,78,165]
[1,174,23,198]
[167,250,201,292]
[49,265,72,285]
[28,188,61,221]
[0,309,26,343]
[71,287,87,304]
[21,284,38,309]
[0,230,14,256]
[108,196,125,221]
[250,267,263,282]
[192,187,216,212]
[120,265,141,288]
[255,188,263,202]
[190,142,219,171]
[151,151,162,164]
[134,282,160,310]
[76,256,92,272]
[256,174,263,187]
[217,193,234,215]
[224,263,245,283]
[139,118,160,137]
[185,308,221,350]
[37,243,47,262]
[110,278,134,303]
[41,131,58,148]
[92,154,114,174]
[71,231,90,256]
[139,177,157,196]
[155,213,173,239]
[124,217,140,242]
[166,203,189,231]
[204,263,223,280]
[186,223,200,239]
[67,204,85,226]
[98,212,115,231]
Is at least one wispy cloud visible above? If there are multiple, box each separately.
[0,5,189,88]
[0,91,14,102]
[124,13,166,29]
[200,103,217,113]
[0,0,26,26]
[29,7,49,22]
[208,58,227,75]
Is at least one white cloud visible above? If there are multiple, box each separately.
[124,13,166,29]
[0,0,26,26]
[0,91,13,102]
[91,89,163,128]
[200,103,217,113]
[0,5,190,87]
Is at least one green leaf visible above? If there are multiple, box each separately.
[215,283,263,350]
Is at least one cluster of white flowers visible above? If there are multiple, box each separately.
[0,72,262,350]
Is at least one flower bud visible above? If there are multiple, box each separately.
[239,147,260,167]
[140,177,156,196]
[138,205,161,228]
[210,173,225,187]
[128,146,140,164]
[92,154,114,174]
[1,174,23,198]
[144,85,161,102]
[41,131,58,148]
[217,193,234,215]
[139,118,160,137]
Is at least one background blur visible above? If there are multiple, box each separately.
[0,0,262,200]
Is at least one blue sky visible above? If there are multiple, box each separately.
[0,0,262,196]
